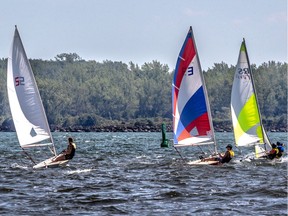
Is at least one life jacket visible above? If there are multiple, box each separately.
[222,150,234,163]
[276,146,284,158]
[268,148,279,160]
[229,150,235,158]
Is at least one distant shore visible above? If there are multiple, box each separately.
[1,122,287,133]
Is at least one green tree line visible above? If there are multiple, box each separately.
[0,54,286,131]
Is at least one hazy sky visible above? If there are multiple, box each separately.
[0,0,287,70]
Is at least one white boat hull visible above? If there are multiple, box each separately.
[247,157,282,165]
[33,156,69,169]
[187,158,220,165]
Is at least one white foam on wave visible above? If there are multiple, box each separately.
[279,156,288,163]
[66,168,93,174]
[136,155,147,159]
[10,163,29,170]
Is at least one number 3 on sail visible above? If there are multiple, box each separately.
[172,26,220,165]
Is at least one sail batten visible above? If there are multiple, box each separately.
[172,27,216,152]
[231,39,271,151]
[7,27,56,154]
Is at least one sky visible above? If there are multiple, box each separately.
[0,0,287,71]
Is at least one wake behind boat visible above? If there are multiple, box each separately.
[7,26,70,169]
[171,26,221,165]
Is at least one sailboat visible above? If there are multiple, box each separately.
[231,39,272,160]
[7,26,69,169]
[172,26,219,165]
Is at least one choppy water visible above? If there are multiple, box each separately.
[0,132,287,215]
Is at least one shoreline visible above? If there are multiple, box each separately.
[0,124,287,133]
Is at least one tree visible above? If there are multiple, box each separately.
[55,53,82,63]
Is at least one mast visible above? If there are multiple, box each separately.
[190,26,217,153]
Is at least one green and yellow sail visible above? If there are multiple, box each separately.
[231,39,271,153]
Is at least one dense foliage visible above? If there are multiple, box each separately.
[0,54,286,131]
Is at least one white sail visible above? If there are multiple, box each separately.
[231,39,271,152]
[7,26,55,150]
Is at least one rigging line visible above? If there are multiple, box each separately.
[197,145,206,155]
[173,146,185,162]
[207,145,215,155]
[48,145,56,156]
[21,148,36,165]
[198,144,215,157]
[234,145,242,155]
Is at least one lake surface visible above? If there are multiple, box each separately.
[0,132,287,215]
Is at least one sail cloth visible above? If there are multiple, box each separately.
[231,39,271,150]
[172,27,216,148]
[7,27,53,148]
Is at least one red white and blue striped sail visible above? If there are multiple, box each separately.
[172,27,216,149]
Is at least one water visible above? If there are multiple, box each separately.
[0,132,287,215]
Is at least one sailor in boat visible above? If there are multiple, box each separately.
[276,142,285,159]
[265,143,279,160]
[202,144,234,164]
[53,137,77,162]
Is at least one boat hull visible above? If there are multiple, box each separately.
[33,156,69,169]
[187,158,220,165]
[241,157,283,165]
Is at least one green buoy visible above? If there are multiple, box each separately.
[161,123,169,148]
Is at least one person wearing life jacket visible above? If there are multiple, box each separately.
[202,144,235,164]
[218,144,235,163]
[53,137,77,162]
[267,143,279,160]
[276,141,284,158]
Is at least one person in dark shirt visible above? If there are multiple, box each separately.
[53,137,76,162]
[217,144,235,163]
[201,144,234,164]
